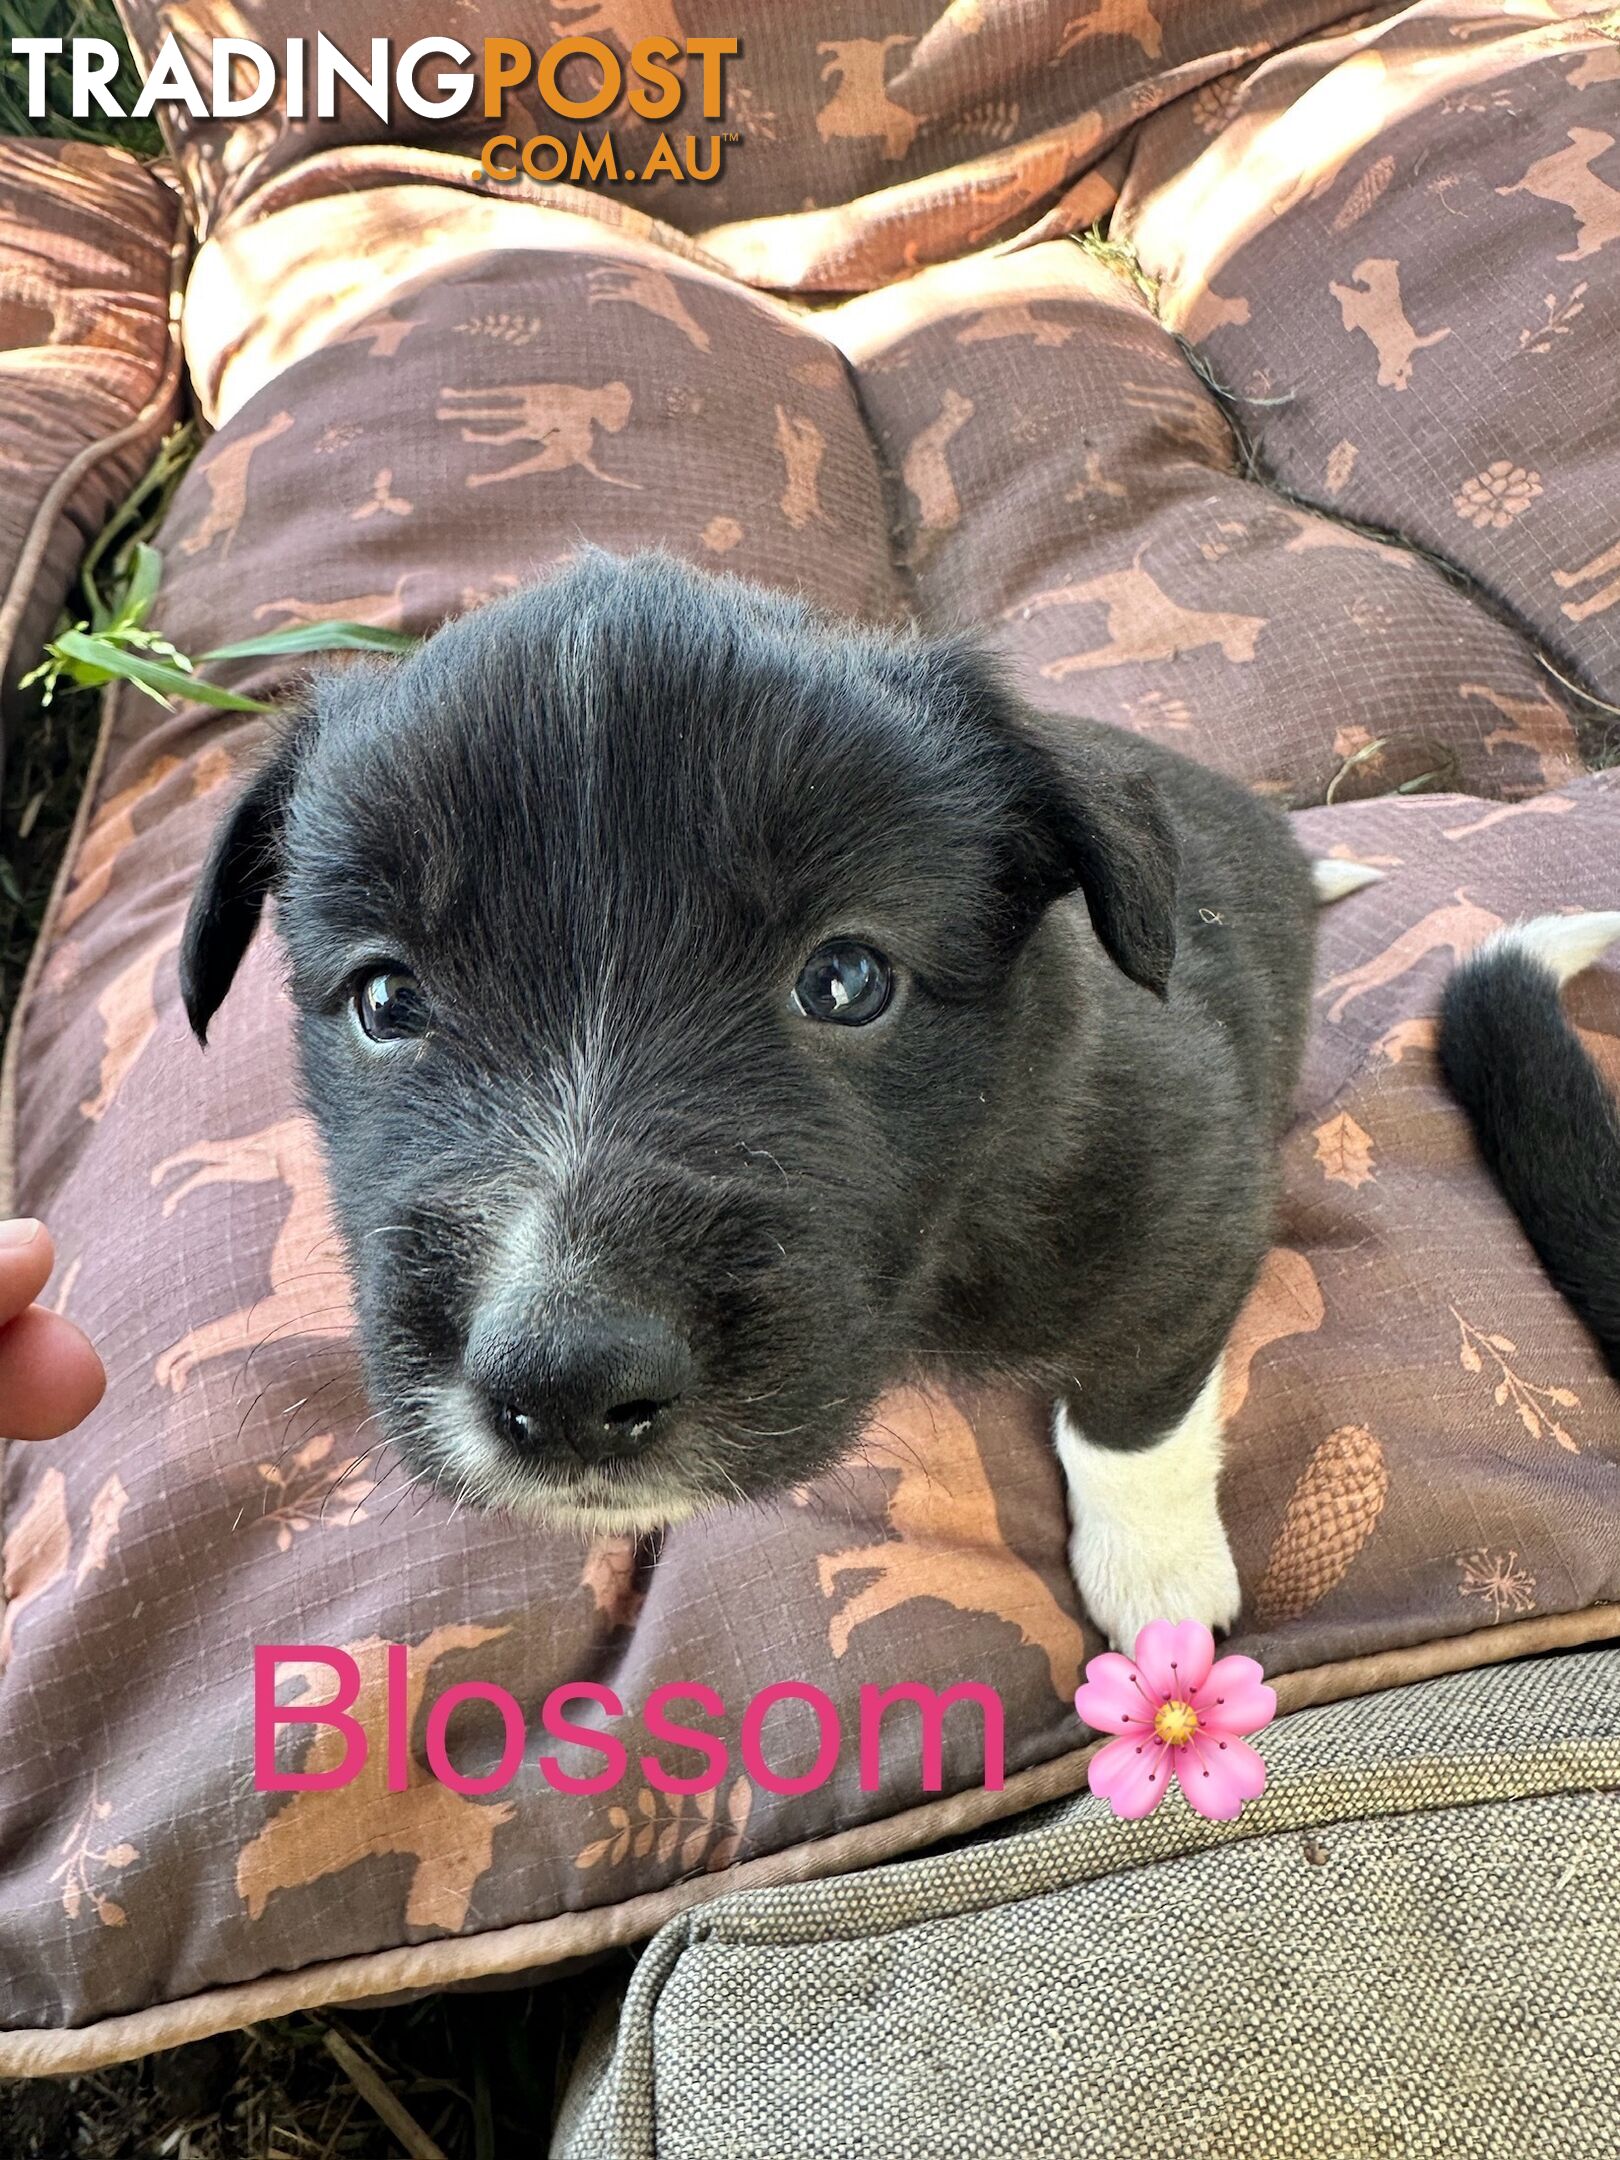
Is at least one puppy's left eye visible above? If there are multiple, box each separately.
[353,968,430,1045]
[792,942,892,1026]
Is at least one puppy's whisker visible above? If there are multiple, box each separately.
[241,1306,356,1370]
[232,1266,352,1303]
[232,1385,274,1451]
[862,1416,933,1478]
[316,1442,388,1524]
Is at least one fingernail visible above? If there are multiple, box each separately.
[0,1219,42,1248]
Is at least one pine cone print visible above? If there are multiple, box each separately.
[1252,1426,1389,1628]
[1332,155,1395,233]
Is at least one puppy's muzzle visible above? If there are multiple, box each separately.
[465,1302,694,1467]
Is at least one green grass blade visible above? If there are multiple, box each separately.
[53,631,275,712]
[201,622,421,662]
[0,0,163,151]
[115,541,165,629]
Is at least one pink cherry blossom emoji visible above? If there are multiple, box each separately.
[1074,1618,1275,1822]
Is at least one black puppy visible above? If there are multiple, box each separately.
[182,550,1330,1649]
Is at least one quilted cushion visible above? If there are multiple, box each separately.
[0,141,184,725]
[116,0,1366,278]
[1115,1,1620,703]
[827,240,1584,802]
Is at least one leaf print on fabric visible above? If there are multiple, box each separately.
[575,1777,753,1877]
[48,1778,138,1928]
[1313,1111,1376,1188]
[453,311,544,346]
[1332,155,1396,231]
[580,1536,647,1630]
[1323,439,1359,496]
[350,469,412,521]
[250,1434,378,1552]
[1453,1310,1580,1453]
[725,82,777,142]
[1123,689,1192,733]
[1518,282,1588,353]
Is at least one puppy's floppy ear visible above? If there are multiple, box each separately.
[179,718,310,1045]
[1009,733,1181,997]
[927,637,1180,998]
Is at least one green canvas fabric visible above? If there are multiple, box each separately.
[556,1647,1620,2159]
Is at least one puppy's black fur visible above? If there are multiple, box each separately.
[182,551,1315,1541]
[1441,938,1620,1378]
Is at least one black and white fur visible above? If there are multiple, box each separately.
[181,551,1327,1650]
[1441,911,1620,1381]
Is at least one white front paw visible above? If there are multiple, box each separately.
[1068,1512,1242,1655]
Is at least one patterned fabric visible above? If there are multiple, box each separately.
[829,239,1584,803]
[1115,1,1620,700]
[0,142,184,725]
[123,0,1367,274]
[2,0,1619,2073]
[556,1648,1620,2159]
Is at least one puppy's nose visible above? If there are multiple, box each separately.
[468,1306,693,1464]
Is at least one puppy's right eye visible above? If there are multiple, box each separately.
[792,941,893,1026]
[353,969,429,1045]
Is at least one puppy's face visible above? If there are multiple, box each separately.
[183,555,1176,1531]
